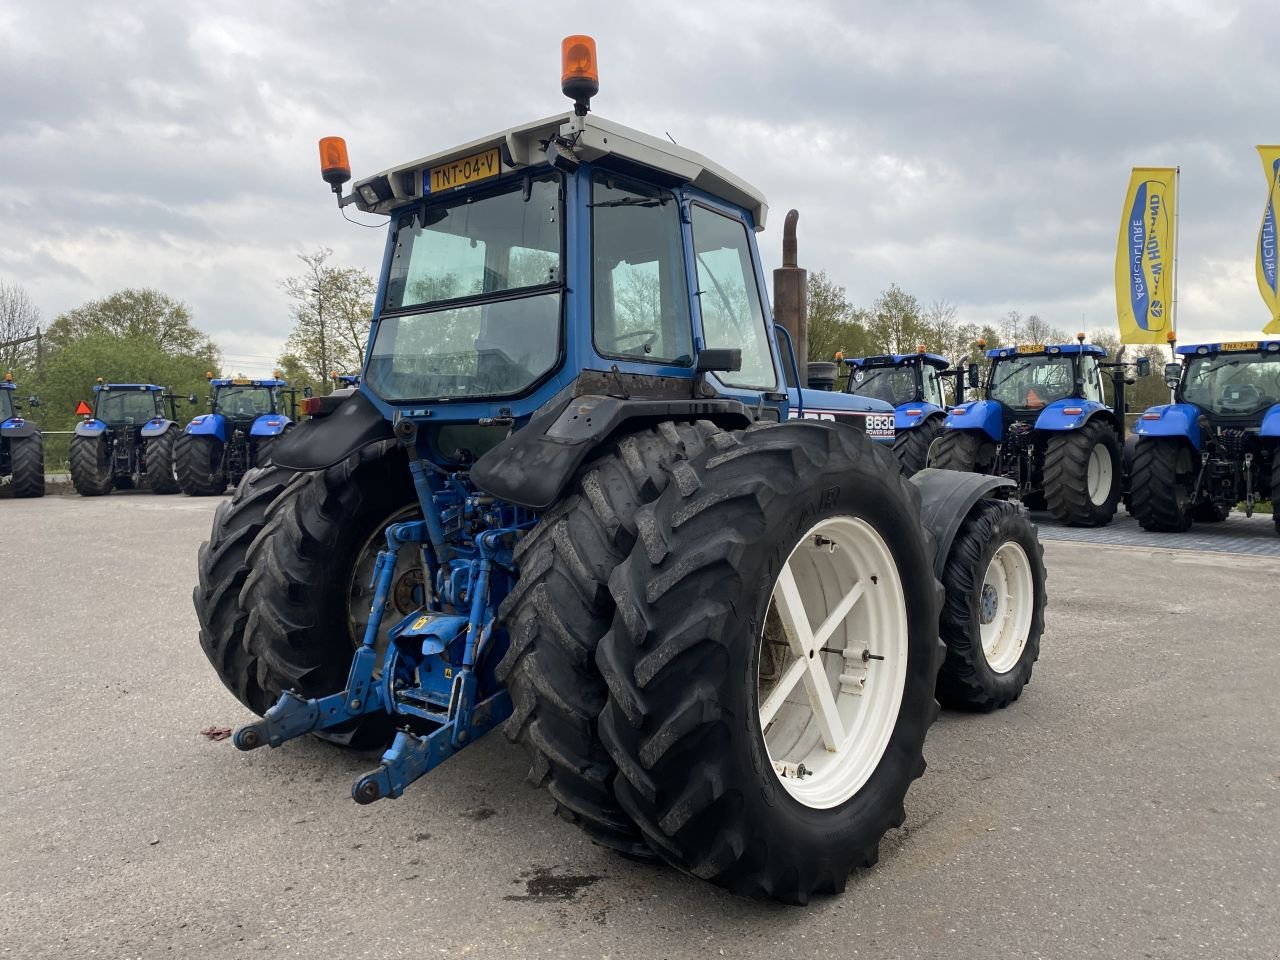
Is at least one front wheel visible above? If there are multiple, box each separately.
[69,434,114,496]
[1042,420,1121,527]
[1130,438,1194,532]
[9,434,45,498]
[597,421,943,903]
[891,417,943,476]
[145,428,180,494]
[936,499,1046,710]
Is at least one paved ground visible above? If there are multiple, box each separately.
[1034,509,1280,556]
[2,493,1277,959]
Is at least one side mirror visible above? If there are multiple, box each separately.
[1135,357,1151,378]
[695,348,742,374]
[303,385,314,399]
[967,363,980,389]
[27,396,40,408]
[188,394,198,404]
[1163,362,1181,389]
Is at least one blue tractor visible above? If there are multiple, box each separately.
[0,373,44,498]
[175,375,297,496]
[843,348,970,475]
[70,381,185,496]
[193,39,1047,904]
[1130,340,1280,534]
[932,339,1149,527]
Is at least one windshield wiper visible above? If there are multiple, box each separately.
[589,197,668,208]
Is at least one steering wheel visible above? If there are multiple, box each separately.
[614,329,660,352]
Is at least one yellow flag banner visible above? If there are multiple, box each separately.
[1256,145,1280,335]
[1115,167,1177,344]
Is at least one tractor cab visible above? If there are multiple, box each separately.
[88,383,176,430]
[983,342,1109,420]
[207,376,294,426]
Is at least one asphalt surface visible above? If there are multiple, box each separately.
[2,493,1277,959]
[1034,508,1280,556]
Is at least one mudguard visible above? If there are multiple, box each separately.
[1261,403,1280,439]
[270,389,395,471]
[943,399,1002,442]
[895,402,944,432]
[0,417,38,439]
[472,392,753,510]
[909,468,1018,580]
[185,413,228,442]
[75,419,108,437]
[1034,399,1120,433]
[1131,403,1201,449]
[249,413,292,437]
[140,418,175,438]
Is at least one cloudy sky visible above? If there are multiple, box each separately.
[2,0,1275,375]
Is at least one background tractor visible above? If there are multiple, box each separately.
[1130,339,1280,533]
[175,374,297,496]
[70,381,186,496]
[0,373,44,498]
[194,37,1047,905]
[843,348,971,475]
[932,338,1149,526]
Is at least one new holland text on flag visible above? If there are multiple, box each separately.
[1115,167,1177,344]
[1256,146,1280,335]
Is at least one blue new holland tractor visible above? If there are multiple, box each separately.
[175,374,297,496]
[843,348,970,475]
[1130,339,1280,534]
[933,338,1149,527]
[70,381,186,496]
[194,38,1047,904]
[0,373,44,498]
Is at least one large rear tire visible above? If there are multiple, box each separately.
[145,427,180,494]
[498,421,719,859]
[1130,437,1194,532]
[194,465,301,714]
[596,421,943,903]
[69,434,114,497]
[930,429,994,473]
[1042,420,1121,527]
[239,445,415,747]
[936,499,1046,711]
[891,417,943,476]
[176,433,228,496]
[253,433,285,468]
[9,434,45,498]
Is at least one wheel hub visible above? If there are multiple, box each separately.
[979,582,999,624]
[979,541,1035,674]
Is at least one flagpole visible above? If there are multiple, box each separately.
[1171,166,1181,361]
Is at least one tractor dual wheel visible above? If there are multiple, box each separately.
[596,420,943,903]
[8,434,45,498]
[239,445,416,747]
[176,434,228,496]
[891,417,943,476]
[936,499,1046,711]
[1042,420,1121,527]
[930,429,995,474]
[194,464,301,714]
[69,434,114,497]
[145,428,180,494]
[498,420,720,860]
[1130,437,1194,532]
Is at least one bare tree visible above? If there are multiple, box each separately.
[0,282,41,374]
[282,249,376,391]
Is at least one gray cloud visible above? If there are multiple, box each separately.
[1,0,1275,375]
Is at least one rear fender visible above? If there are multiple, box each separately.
[184,414,227,442]
[909,468,1018,580]
[1131,403,1201,449]
[75,419,108,438]
[895,402,945,432]
[1034,399,1119,434]
[269,389,394,472]
[249,414,292,437]
[943,399,1002,442]
[140,418,175,438]
[0,418,38,439]
[1261,403,1280,439]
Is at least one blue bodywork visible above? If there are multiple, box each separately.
[1034,398,1120,433]
[1262,404,1280,439]
[844,353,952,434]
[1131,402,1203,447]
[944,399,1003,442]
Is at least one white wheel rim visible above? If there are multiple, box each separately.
[756,516,909,810]
[1087,443,1112,506]
[347,504,423,663]
[979,541,1034,674]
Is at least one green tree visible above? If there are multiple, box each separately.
[282,249,376,391]
[806,270,873,363]
[867,284,926,355]
[45,288,217,361]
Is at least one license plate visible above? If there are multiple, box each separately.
[426,149,500,193]
[1221,340,1258,352]
[1017,344,1045,354]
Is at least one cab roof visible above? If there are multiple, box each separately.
[1175,340,1280,356]
[845,353,951,370]
[94,383,165,392]
[351,113,769,230]
[212,378,287,388]
[987,343,1106,359]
